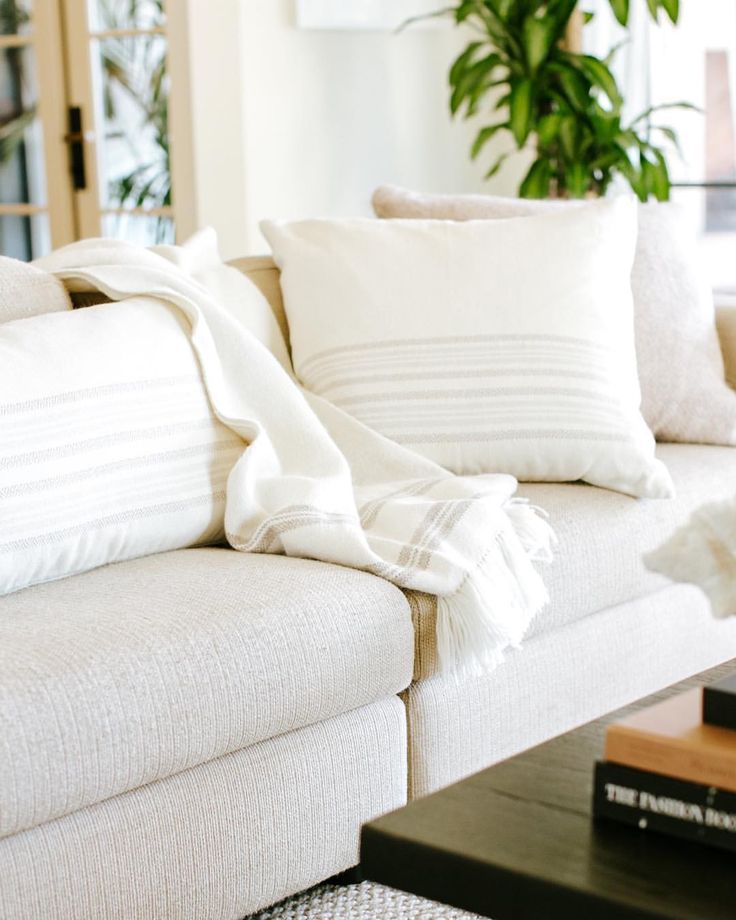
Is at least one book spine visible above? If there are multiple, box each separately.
[604,727,736,793]
[703,683,736,732]
[593,761,736,854]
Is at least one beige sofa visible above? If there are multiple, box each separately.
[2,257,736,920]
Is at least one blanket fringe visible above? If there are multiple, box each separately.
[436,499,555,678]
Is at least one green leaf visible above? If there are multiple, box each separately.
[645,0,660,21]
[653,124,683,157]
[449,42,483,87]
[454,1,479,25]
[464,76,508,119]
[659,0,679,22]
[553,62,591,111]
[564,162,589,198]
[519,158,552,198]
[578,55,622,108]
[396,5,454,33]
[537,113,562,146]
[509,78,534,146]
[629,100,701,127]
[470,123,506,159]
[647,149,672,200]
[494,91,512,111]
[558,115,580,159]
[484,151,511,180]
[617,156,647,201]
[450,53,503,116]
[552,0,578,30]
[608,0,629,26]
[522,15,556,74]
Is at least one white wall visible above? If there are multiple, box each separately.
[236,1,524,252]
[173,0,526,257]
[169,0,250,258]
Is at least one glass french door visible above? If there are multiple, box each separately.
[0,0,74,259]
[0,0,174,260]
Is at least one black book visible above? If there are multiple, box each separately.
[703,672,736,731]
[593,760,736,854]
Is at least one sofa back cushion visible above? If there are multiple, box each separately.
[0,299,244,596]
[228,254,291,355]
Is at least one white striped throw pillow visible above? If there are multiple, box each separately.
[262,196,673,499]
[0,299,244,595]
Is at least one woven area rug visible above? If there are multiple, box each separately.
[249,881,484,919]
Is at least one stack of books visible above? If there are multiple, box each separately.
[593,674,736,852]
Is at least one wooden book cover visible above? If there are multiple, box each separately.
[605,688,736,793]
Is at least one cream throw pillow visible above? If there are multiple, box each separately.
[262,197,673,498]
[373,184,736,446]
[0,298,244,596]
[0,255,71,323]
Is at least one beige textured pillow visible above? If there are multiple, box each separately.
[373,185,736,446]
[0,255,72,323]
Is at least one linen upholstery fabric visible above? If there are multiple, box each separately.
[407,443,736,680]
[0,255,71,322]
[0,299,244,596]
[0,548,414,838]
[262,200,672,498]
[373,184,736,447]
[403,585,736,799]
[0,699,407,920]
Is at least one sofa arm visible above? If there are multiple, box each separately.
[716,300,736,389]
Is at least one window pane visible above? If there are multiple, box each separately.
[670,186,736,297]
[89,0,165,32]
[648,2,736,295]
[102,211,174,246]
[0,1,32,36]
[0,211,49,260]
[92,33,171,215]
[0,42,47,258]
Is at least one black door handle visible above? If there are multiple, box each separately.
[64,106,86,190]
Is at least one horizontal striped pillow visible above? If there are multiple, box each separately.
[373,184,736,448]
[0,299,244,595]
[262,197,673,499]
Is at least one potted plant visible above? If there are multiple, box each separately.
[421,0,692,200]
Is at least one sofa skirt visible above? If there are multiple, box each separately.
[0,697,407,920]
[403,583,736,799]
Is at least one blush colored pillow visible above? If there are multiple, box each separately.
[0,255,71,323]
[262,197,673,498]
[373,184,736,447]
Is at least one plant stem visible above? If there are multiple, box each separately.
[562,9,584,54]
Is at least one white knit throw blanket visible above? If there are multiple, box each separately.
[37,238,554,674]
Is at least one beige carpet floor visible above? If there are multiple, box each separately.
[249,881,484,919]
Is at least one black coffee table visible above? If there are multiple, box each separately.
[361,662,736,920]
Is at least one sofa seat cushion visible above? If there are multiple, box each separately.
[0,548,414,838]
[409,444,736,679]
